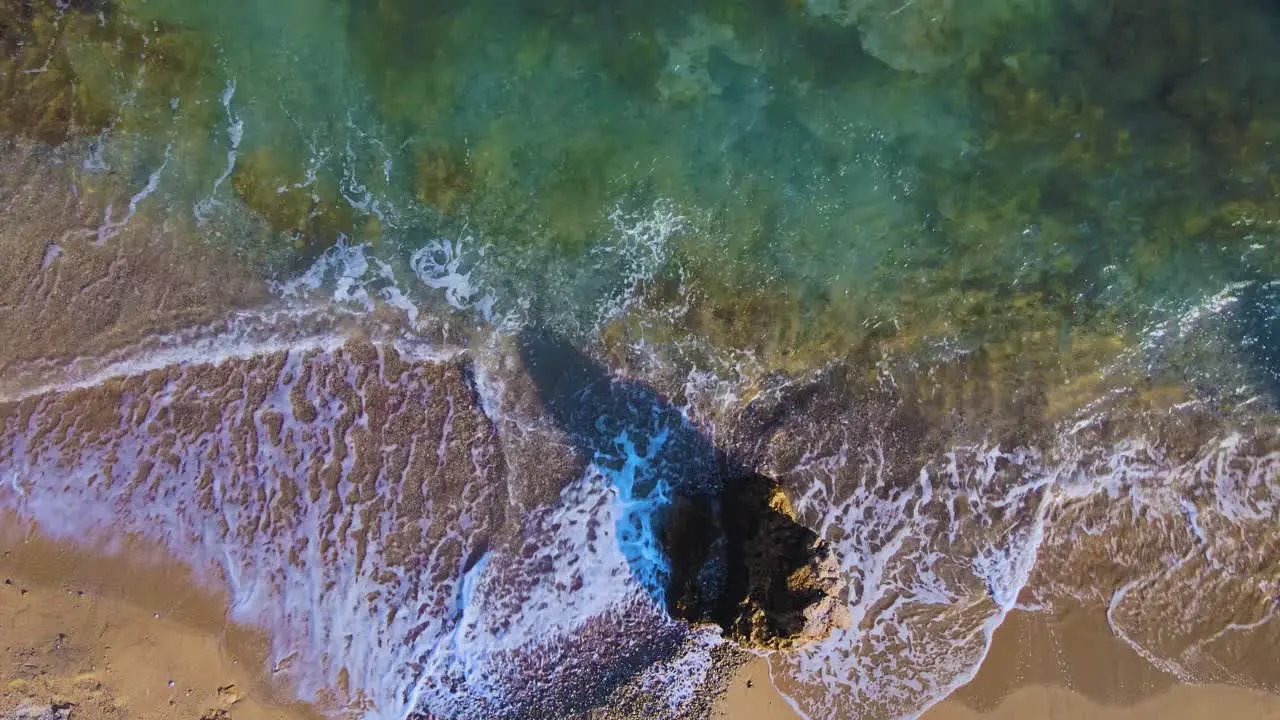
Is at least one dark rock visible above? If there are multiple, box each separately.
[663,473,850,650]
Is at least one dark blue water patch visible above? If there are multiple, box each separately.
[1237,279,1280,405]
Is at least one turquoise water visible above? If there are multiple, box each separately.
[9,0,1280,366]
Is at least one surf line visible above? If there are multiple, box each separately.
[0,316,347,404]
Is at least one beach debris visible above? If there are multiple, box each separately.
[10,702,74,720]
[216,684,241,707]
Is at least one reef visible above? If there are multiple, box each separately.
[5,0,1280,444]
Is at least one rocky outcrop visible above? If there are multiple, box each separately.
[663,473,850,650]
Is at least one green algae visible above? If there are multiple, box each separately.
[0,1,116,143]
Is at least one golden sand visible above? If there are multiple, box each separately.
[715,605,1280,720]
[5,512,1280,720]
[0,513,317,720]
[715,663,1280,720]
[924,684,1280,720]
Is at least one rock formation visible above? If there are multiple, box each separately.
[663,473,850,650]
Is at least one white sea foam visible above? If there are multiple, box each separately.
[746,277,1280,717]
[0,308,348,403]
[271,241,441,330]
[96,144,171,245]
[412,465,681,717]
[193,79,244,227]
[1,342,506,720]
[767,440,1051,720]
[409,238,496,320]
[0,327,726,720]
[264,190,687,340]
[588,200,685,328]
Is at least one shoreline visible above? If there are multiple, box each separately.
[6,506,1280,720]
[926,683,1280,719]
[713,659,1280,720]
[714,603,1280,720]
[0,512,321,720]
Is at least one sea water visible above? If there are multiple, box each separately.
[2,0,1280,718]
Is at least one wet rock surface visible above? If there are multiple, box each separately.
[664,473,850,650]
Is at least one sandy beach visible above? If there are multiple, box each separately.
[717,666,1280,720]
[715,603,1280,720]
[4,502,1280,720]
[0,513,317,720]
[925,684,1280,720]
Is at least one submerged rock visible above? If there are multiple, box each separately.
[804,0,1050,73]
[663,473,850,650]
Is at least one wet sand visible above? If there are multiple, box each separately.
[5,512,1280,720]
[0,136,323,720]
[3,478,1277,720]
[715,604,1280,720]
[0,513,320,720]
[0,137,1275,720]
[716,669,1280,720]
[925,684,1280,719]
[714,656,799,720]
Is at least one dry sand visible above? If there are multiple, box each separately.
[714,604,1280,720]
[0,512,318,720]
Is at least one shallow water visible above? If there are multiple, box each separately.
[2,0,1280,718]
